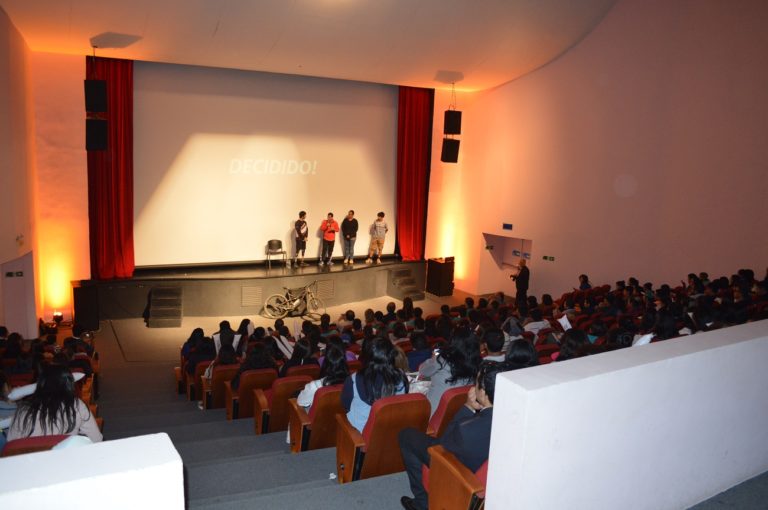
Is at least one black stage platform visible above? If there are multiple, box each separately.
[72,258,427,328]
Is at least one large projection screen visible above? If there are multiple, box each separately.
[133,62,397,267]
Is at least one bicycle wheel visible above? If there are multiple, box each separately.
[263,294,290,319]
[307,295,325,315]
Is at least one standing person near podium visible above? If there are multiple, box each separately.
[294,211,309,267]
[366,211,389,265]
[341,210,359,265]
[510,259,530,316]
[320,212,339,266]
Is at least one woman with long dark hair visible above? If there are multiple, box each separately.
[418,329,481,416]
[230,343,277,390]
[341,337,409,432]
[7,364,102,443]
[296,345,350,409]
[278,338,319,377]
[181,327,204,359]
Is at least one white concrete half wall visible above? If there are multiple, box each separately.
[0,433,183,509]
[487,320,768,510]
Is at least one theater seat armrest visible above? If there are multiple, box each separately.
[287,398,311,453]
[335,413,365,483]
[253,389,270,434]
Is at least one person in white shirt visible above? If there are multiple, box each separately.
[296,345,350,409]
[481,328,506,362]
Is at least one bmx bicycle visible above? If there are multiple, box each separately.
[262,280,325,319]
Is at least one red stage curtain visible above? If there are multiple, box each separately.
[396,86,434,261]
[86,57,135,279]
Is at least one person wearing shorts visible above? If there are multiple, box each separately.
[366,211,388,264]
[294,211,308,267]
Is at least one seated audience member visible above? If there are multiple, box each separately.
[247,326,267,352]
[3,332,22,359]
[278,338,319,377]
[181,328,204,359]
[389,310,408,331]
[337,310,355,331]
[319,314,338,338]
[522,308,550,336]
[587,321,607,344]
[265,326,294,361]
[7,364,102,443]
[0,325,8,348]
[186,337,216,376]
[407,333,432,372]
[398,360,507,510]
[556,329,589,362]
[578,274,592,291]
[418,329,481,416]
[213,321,241,353]
[373,311,386,328]
[412,317,426,333]
[351,318,364,338]
[383,302,397,324]
[400,296,416,321]
[505,339,539,369]
[539,294,555,317]
[318,336,357,366]
[63,325,94,356]
[235,319,253,355]
[482,328,506,362]
[204,344,239,381]
[230,343,277,390]
[341,337,409,432]
[296,344,350,410]
[390,322,410,345]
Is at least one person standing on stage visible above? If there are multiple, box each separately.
[365,211,388,265]
[320,212,339,266]
[510,258,530,316]
[341,210,359,265]
[293,211,309,267]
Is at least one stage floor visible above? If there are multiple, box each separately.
[131,258,402,281]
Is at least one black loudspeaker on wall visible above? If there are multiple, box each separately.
[86,119,108,151]
[84,79,107,113]
[444,110,462,135]
[441,138,460,163]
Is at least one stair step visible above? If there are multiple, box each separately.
[107,414,256,443]
[151,297,183,307]
[177,432,290,466]
[186,447,337,501]
[393,277,416,286]
[149,307,183,318]
[148,317,183,328]
[152,287,183,299]
[105,408,228,439]
[189,471,409,510]
[391,269,411,278]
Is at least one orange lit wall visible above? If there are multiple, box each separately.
[0,8,37,328]
[425,0,768,297]
[29,52,89,321]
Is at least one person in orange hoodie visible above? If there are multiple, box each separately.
[320,212,339,266]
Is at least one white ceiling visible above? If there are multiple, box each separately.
[1,0,618,91]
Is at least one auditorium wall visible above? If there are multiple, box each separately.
[29,52,89,320]
[425,0,768,297]
[0,7,37,325]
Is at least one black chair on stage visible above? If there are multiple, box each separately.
[266,239,288,269]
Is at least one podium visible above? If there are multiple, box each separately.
[426,258,454,296]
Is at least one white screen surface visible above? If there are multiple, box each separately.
[133,62,397,266]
